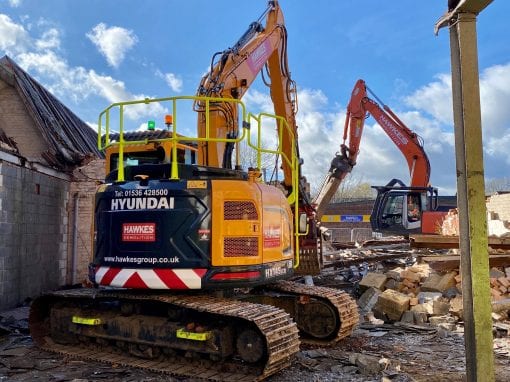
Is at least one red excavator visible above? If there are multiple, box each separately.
[29,2,358,381]
[313,79,455,237]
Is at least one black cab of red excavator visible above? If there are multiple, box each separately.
[370,178,440,237]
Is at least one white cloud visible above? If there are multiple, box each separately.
[404,73,453,125]
[296,88,328,113]
[16,51,94,100]
[8,0,22,7]
[230,87,454,194]
[0,14,30,54]
[16,50,166,121]
[87,71,167,120]
[241,88,341,192]
[479,63,510,137]
[243,88,274,112]
[163,72,182,92]
[0,15,163,123]
[35,27,60,50]
[86,23,138,68]
[400,64,510,188]
[155,70,183,93]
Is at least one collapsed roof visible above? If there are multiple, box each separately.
[0,55,103,170]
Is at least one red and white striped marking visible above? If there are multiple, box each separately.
[95,267,207,289]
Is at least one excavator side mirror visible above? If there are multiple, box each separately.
[298,213,308,234]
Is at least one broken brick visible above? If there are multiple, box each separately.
[375,289,411,321]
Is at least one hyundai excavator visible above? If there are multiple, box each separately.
[29,2,358,381]
[314,79,454,237]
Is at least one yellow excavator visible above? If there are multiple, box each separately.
[29,1,358,380]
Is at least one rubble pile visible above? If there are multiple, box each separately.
[441,192,510,237]
[358,261,510,334]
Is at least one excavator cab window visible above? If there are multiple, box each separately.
[379,192,423,231]
[372,189,425,236]
[109,146,196,172]
[106,145,198,182]
[381,194,404,228]
[110,147,166,171]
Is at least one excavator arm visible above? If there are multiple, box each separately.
[313,79,431,220]
[195,0,298,190]
[345,79,430,187]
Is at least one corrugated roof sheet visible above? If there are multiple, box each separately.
[0,55,103,170]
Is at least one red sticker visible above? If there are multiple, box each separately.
[122,223,156,242]
[263,226,281,248]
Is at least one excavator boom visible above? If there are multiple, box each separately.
[345,79,430,187]
[195,0,298,190]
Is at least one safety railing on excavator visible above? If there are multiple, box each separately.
[97,95,304,267]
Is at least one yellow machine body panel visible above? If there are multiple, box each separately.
[211,179,294,267]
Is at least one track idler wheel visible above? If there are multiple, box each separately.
[235,328,265,363]
[297,298,338,339]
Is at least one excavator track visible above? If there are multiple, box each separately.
[262,281,359,345]
[29,288,300,381]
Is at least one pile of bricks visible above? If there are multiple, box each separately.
[357,263,510,329]
[490,267,510,301]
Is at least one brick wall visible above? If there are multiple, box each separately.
[0,161,68,310]
[67,159,105,284]
[0,78,48,163]
[486,193,510,222]
[323,200,374,227]
[321,200,374,242]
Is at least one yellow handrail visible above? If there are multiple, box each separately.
[97,95,302,268]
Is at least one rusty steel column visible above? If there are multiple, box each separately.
[449,12,494,382]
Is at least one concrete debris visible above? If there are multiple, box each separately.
[417,291,443,303]
[421,271,457,293]
[400,311,415,324]
[449,295,464,318]
[491,267,507,278]
[413,311,428,325]
[492,298,510,315]
[359,272,387,291]
[348,353,386,376]
[410,302,433,316]
[357,287,381,312]
[428,315,457,326]
[0,306,30,335]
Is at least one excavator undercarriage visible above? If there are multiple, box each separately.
[30,281,358,381]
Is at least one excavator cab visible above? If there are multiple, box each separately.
[104,131,197,177]
[370,179,439,236]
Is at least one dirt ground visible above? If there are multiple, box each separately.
[1,303,509,382]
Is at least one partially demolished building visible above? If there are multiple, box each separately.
[0,56,102,310]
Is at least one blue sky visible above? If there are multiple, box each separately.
[1,0,509,195]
